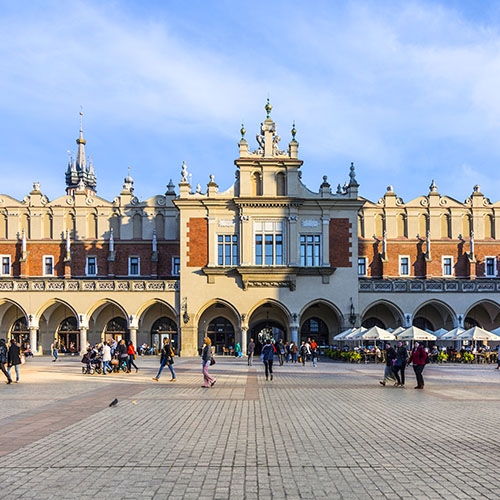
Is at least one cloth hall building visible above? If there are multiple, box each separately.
[1,103,499,356]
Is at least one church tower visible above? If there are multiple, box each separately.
[65,111,97,195]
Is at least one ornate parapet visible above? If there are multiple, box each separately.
[0,278,179,292]
[359,278,500,293]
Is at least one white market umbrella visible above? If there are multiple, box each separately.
[396,326,437,341]
[333,327,356,341]
[431,328,448,338]
[439,327,465,341]
[391,326,406,336]
[356,326,395,341]
[457,326,500,341]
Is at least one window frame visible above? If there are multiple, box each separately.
[85,256,97,276]
[442,255,454,277]
[254,220,285,266]
[485,256,497,278]
[128,256,140,276]
[0,255,11,276]
[217,234,239,267]
[358,257,367,276]
[300,234,322,267]
[43,255,54,276]
[399,255,410,276]
[172,256,180,276]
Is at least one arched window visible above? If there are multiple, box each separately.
[252,172,262,196]
[10,317,29,345]
[105,316,128,342]
[110,214,120,239]
[57,316,80,353]
[374,214,384,238]
[155,214,165,240]
[207,317,235,354]
[441,214,451,239]
[276,172,286,196]
[132,213,142,239]
[42,213,53,239]
[397,213,407,238]
[484,214,494,239]
[300,317,329,345]
[151,316,177,351]
[87,213,98,239]
[418,214,428,237]
[0,212,7,239]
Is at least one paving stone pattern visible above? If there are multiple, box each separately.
[0,356,499,499]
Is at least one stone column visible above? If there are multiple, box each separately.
[79,327,88,355]
[29,326,39,356]
[129,327,137,347]
[241,326,248,357]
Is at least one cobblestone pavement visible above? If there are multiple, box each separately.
[0,355,499,499]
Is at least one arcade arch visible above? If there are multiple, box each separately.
[413,301,455,331]
[361,301,404,330]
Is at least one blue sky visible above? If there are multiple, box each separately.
[2,0,500,204]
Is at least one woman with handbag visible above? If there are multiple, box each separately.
[127,340,139,373]
[201,336,216,388]
[152,338,176,382]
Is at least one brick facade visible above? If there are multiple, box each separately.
[329,218,352,268]
[186,218,208,267]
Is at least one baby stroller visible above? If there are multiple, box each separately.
[81,350,102,374]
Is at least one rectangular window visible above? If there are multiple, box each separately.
[128,256,140,276]
[0,255,10,276]
[172,256,180,276]
[255,234,263,265]
[43,255,54,276]
[86,256,97,276]
[485,257,497,277]
[358,257,367,276]
[254,220,284,266]
[300,235,321,266]
[217,235,238,266]
[399,256,410,276]
[442,256,453,276]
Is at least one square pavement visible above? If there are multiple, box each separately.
[0,355,499,499]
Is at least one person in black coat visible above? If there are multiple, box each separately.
[0,339,12,384]
[8,339,22,383]
[379,343,397,387]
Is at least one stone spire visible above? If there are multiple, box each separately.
[65,111,97,195]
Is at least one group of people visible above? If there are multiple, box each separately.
[0,338,23,384]
[379,341,428,389]
[82,339,139,374]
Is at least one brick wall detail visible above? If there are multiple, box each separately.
[329,218,352,268]
[186,218,208,268]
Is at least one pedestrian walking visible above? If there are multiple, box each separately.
[392,341,408,387]
[153,338,176,382]
[127,340,139,373]
[0,339,12,384]
[262,338,275,381]
[101,341,112,375]
[379,343,397,386]
[310,338,319,367]
[409,342,428,389]
[247,338,255,366]
[116,339,128,371]
[7,339,22,383]
[51,337,59,362]
[290,341,298,363]
[299,341,309,365]
[235,342,242,358]
[276,339,285,366]
[201,336,216,388]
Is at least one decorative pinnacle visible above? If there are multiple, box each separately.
[240,123,246,139]
[265,98,272,118]
[291,121,296,140]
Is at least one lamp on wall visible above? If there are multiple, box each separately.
[349,298,356,326]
